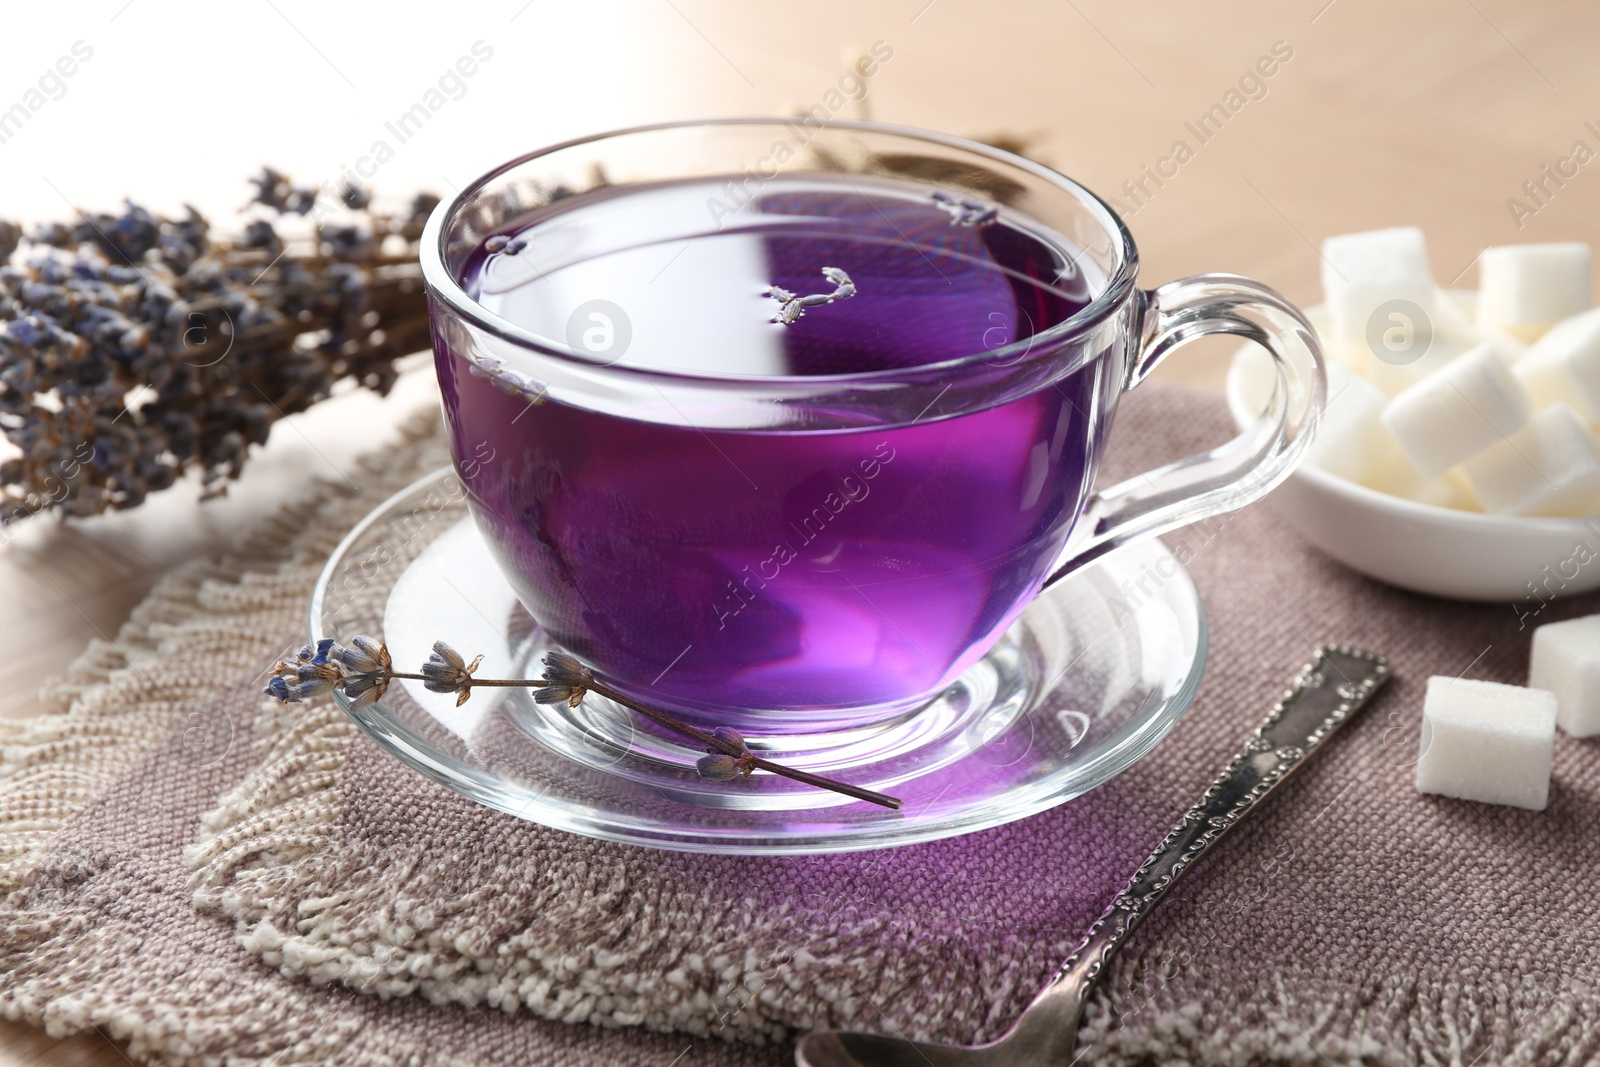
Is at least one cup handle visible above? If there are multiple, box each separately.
[1043,273,1325,587]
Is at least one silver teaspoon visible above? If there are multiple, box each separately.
[796,645,1391,1067]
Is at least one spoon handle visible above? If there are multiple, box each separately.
[1022,646,1390,1038]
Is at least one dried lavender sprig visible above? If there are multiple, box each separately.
[764,266,856,325]
[418,649,900,808]
[529,651,902,810]
[0,168,436,528]
[263,636,902,810]
[265,636,393,709]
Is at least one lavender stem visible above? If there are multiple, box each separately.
[391,667,904,810]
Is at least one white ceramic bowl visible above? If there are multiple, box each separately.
[1226,300,1600,603]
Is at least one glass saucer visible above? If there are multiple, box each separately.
[309,468,1208,854]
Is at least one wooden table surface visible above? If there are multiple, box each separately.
[5,0,1600,1061]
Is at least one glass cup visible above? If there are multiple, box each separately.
[420,119,1323,735]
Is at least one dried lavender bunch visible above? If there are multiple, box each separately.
[266,637,903,810]
[0,168,438,528]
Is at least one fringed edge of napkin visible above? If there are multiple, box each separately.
[180,702,1000,1047]
[0,407,456,1067]
[1076,962,1600,1067]
[0,406,446,875]
[183,723,805,1045]
[0,529,317,896]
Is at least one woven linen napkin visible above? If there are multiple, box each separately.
[3,384,1599,1066]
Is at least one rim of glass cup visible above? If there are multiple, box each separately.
[418,117,1140,385]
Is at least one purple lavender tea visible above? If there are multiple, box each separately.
[433,175,1116,721]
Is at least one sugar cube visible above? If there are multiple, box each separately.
[1305,363,1394,482]
[1477,243,1592,340]
[1363,453,1481,510]
[1434,468,1485,512]
[1380,342,1532,478]
[1366,333,1474,397]
[1414,676,1556,810]
[1432,289,1483,342]
[1461,403,1600,516]
[1321,228,1440,358]
[1515,307,1600,422]
[1529,614,1600,738]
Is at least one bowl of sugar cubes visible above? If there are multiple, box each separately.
[1228,227,1600,600]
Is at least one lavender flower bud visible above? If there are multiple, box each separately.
[342,671,391,710]
[540,651,590,688]
[711,726,750,755]
[697,754,742,781]
[532,685,585,709]
[421,640,482,706]
[338,635,390,674]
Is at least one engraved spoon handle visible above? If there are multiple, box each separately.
[1009,646,1391,1050]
